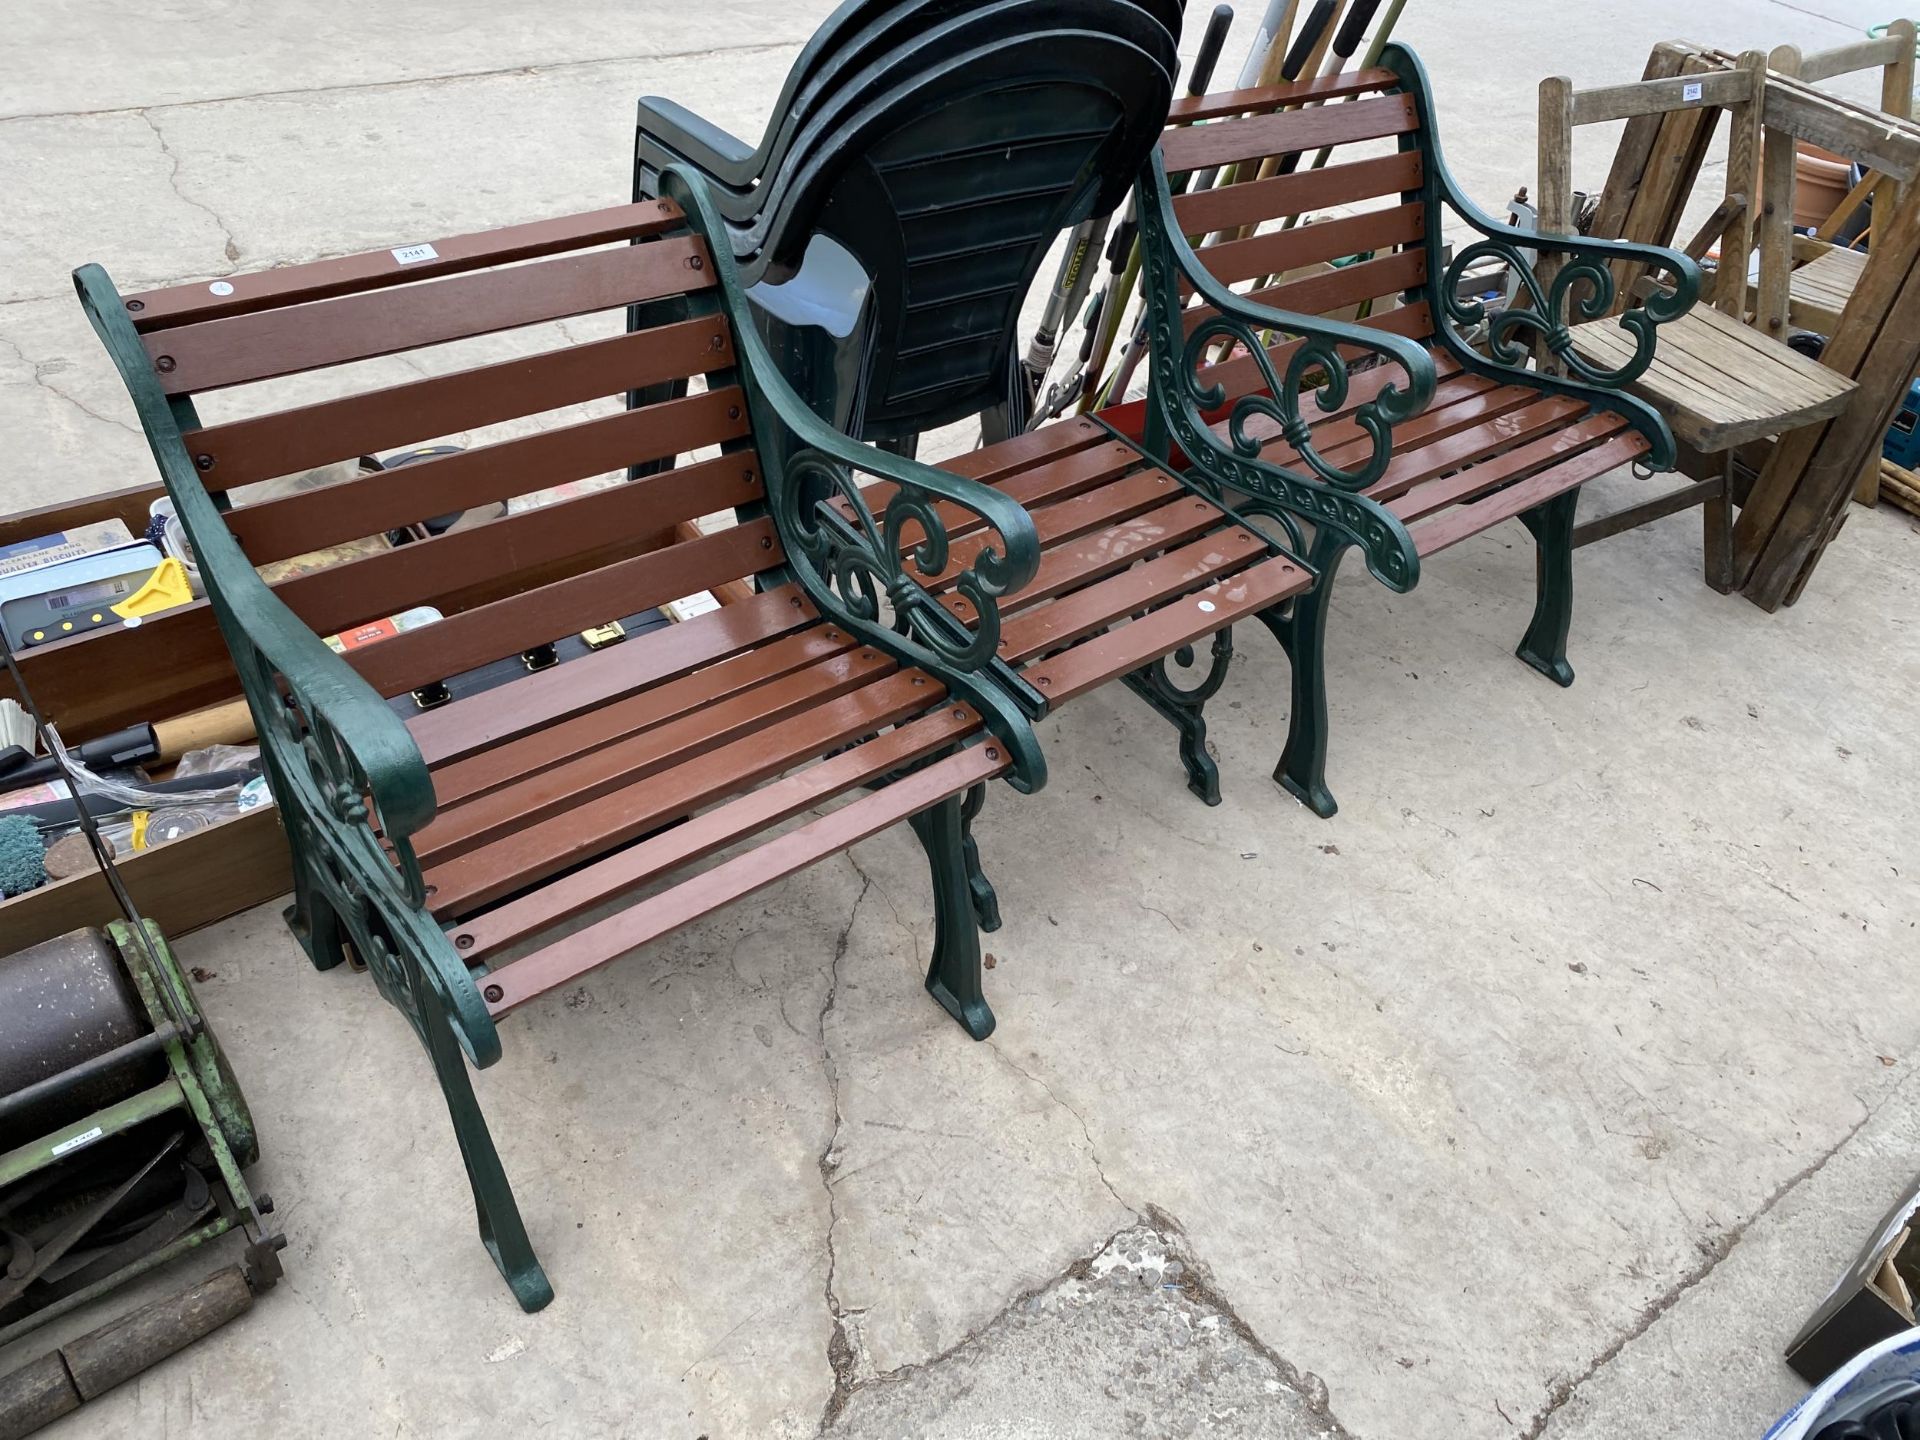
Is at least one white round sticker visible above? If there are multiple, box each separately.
[209,281,234,296]
[1197,600,1217,613]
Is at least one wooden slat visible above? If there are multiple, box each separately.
[347,519,780,698]
[990,497,1238,613]
[408,584,815,766]
[1569,304,1855,451]
[124,201,686,331]
[1185,249,1427,338]
[1172,150,1423,238]
[1002,529,1269,666]
[1160,94,1420,174]
[1408,431,1651,556]
[1166,68,1398,123]
[1251,376,1534,474]
[1199,204,1424,288]
[1763,79,1920,183]
[1366,396,1589,502]
[264,452,762,639]
[188,314,733,490]
[1571,69,1751,126]
[428,624,857,807]
[478,742,1001,1016]
[225,386,748,561]
[425,668,942,914]
[416,647,898,863]
[1023,555,1307,701]
[1388,413,1633,523]
[451,707,982,960]
[146,235,712,394]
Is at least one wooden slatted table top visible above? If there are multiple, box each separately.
[1569,303,1855,452]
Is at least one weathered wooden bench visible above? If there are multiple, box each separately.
[74,164,1317,1308]
[1104,43,1704,816]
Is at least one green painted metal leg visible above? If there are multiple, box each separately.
[1262,534,1347,819]
[908,793,995,1041]
[959,783,1001,933]
[282,863,347,973]
[1118,629,1233,806]
[418,991,553,1312]
[1516,490,1579,688]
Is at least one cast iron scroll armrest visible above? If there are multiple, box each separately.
[73,262,502,1071]
[658,165,1050,794]
[1435,206,1700,392]
[1376,43,1699,469]
[1133,150,1433,594]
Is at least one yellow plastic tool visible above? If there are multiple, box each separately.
[111,558,194,622]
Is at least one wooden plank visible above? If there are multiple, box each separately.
[147,235,712,394]
[425,669,943,914]
[1198,204,1424,288]
[1572,68,1750,126]
[1764,80,1920,183]
[346,520,779,698]
[1367,396,1590,502]
[224,386,749,560]
[124,200,686,330]
[1569,303,1856,450]
[452,706,981,960]
[479,742,1001,1017]
[1185,250,1427,337]
[0,806,289,954]
[408,584,814,766]
[1590,44,1698,242]
[1388,414,1633,523]
[1167,68,1398,123]
[1743,248,1920,605]
[428,624,856,807]
[1797,33,1910,85]
[187,314,733,490]
[416,647,898,863]
[262,452,763,639]
[1022,555,1308,700]
[1717,53,1768,317]
[1537,75,1577,342]
[1735,176,1920,586]
[1409,431,1651,555]
[1573,477,1724,547]
[1001,530,1268,666]
[1159,93,1419,173]
[1172,150,1423,238]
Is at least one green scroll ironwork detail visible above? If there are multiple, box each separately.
[1378,42,1701,470]
[660,164,1049,793]
[1440,239,1691,389]
[1133,150,1430,595]
[75,262,551,1312]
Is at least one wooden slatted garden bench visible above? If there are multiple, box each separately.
[73,165,1313,1309]
[1104,43,1704,817]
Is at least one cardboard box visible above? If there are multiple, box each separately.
[1786,1175,1920,1384]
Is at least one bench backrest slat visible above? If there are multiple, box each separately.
[1171,149,1421,238]
[145,235,711,394]
[94,196,791,700]
[188,314,732,493]
[1159,93,1418,174]
[224,386,750,562]
[123,201,686,330]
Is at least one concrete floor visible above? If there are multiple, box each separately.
[4,2,1918,1436]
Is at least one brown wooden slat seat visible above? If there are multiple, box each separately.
[1099,48,1703,816]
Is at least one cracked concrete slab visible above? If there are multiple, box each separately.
[827,1220,1348,1439]
[0,111,236,304]
[1538,1066,1920,1439]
